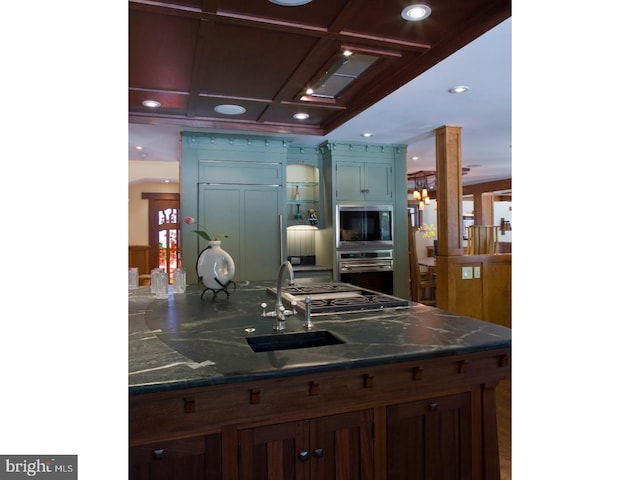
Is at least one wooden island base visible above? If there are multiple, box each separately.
[130,348,510,480]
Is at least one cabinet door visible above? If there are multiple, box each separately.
[335,162,364,201]
[310,410,374,480]
[199,184,283,281]
[237,410,374,480]
[362,163,392,201]
[130,434,221,480]
[238,421,309,480]
[386,393,472,480]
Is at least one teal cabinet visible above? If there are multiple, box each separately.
[181,133,287,284]
[335,160,392,202]
[199,184,283,282]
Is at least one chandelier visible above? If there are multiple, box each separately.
[407,170,436,210]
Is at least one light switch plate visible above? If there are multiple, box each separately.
[462,266,473,279]
[474,266,481,278]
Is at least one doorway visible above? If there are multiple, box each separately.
[142,193,180,282]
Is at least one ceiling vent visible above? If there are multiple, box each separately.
[301,52,380,102]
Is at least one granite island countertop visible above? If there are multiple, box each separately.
[129,281,511,395]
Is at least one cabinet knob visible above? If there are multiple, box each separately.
[313,448,324,458]
[298,450,310,461]
[152,448,165,460]
[428,403,439,411]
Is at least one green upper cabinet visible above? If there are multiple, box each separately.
[335,160,392,202]
[322,141,403,204]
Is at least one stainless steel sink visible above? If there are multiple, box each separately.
[246,330,346,352]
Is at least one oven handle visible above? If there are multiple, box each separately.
[340,264,393,271]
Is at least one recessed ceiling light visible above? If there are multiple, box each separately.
[411,156,419,161]
[448,86,469,94]
[135,146,143,150]
[214,104,246,115]
[361,132,373,138]
[293,113,309,120]
[401,4,431,21]
[142,100,161,108]
[269,0,312,5]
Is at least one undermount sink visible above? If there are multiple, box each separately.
[246,330,346,352]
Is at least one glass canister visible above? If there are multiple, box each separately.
[173,268,186,294]
[155,270,168,299]
[128,267,139,290]
[150,268,161,293]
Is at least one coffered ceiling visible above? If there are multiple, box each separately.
[129,0,511,186]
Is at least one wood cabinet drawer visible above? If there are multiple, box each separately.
[130,350,509,443]
[130,436,206,465]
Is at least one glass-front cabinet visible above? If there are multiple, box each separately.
[286,163,320,227]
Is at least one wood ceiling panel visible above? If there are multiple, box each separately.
[215,0,351,29]
[129,9,200,91]
[189,97,267,120]
[129,91,189,116]
[258,103,343,127]
[341,0,497,44]
[195,23,320,100]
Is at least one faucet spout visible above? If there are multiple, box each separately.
[274,261,295,331]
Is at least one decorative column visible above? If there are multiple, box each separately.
[435,125,464,256]
[474,192,495,225]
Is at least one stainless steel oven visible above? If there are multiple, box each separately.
[338,250,394,295]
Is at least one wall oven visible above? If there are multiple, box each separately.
[338,250,394,295]
[336,205,393,249]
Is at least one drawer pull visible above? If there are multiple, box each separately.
[428,403,439,412]
[309,381,320,396]
[152,448,165,460]
[184,398,195,413]
[413,366,424,381]
[250,389,261,404]
[313,448,324,458]
[363,374,374,388]
[457,360,467,374]
[298,450,310,461]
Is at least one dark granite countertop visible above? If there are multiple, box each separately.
[129,281,511,395]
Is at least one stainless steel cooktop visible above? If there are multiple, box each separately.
[266,283,410,315]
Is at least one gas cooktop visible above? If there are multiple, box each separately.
[266,283,410,315]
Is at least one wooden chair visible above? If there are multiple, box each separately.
[408,227,437,305]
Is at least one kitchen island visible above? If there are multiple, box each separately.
[129,281,511,480]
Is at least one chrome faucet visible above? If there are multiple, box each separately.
[274,261,295,331]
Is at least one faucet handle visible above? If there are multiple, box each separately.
[304,296,314,330]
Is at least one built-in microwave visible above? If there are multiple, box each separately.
[336,205,393,248]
